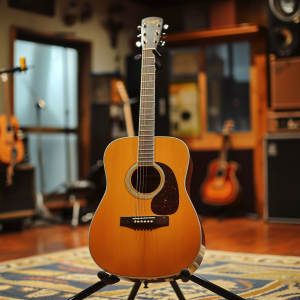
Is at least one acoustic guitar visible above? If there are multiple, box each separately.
[116,80,135,137]
[200,119,241,206]
[0,71,24,185]
[89,17,205,282]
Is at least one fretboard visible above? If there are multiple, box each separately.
[138,49,156,166]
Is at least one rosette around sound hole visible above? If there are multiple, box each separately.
[131,166,161,194]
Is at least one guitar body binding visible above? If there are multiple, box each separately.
[89,137,205,282]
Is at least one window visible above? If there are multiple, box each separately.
[205,41,251,132]
[14,39,78,193]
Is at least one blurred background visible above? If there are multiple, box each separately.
[0,0,300,258]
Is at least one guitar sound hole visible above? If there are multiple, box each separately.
[131,166,161,194]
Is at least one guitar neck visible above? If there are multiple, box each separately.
[138,49,156,167]
[218,135,230,171]
[116,80,135,137]
[1,73,12,126]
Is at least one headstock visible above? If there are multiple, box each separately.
[0,69,8,83]
[222,119,235,136]
[136,17,168,49]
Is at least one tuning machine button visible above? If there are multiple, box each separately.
[137,25,141,31]
[163,24,169,30]
[136,41,142,47]
[160,41,166,46]
[137,34,141,38]
[162,32,167,38]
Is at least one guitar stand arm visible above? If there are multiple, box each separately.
[68,268,246,300]
[181,269,246,300]
[67,271,119,300]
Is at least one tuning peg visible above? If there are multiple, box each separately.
[134,54,142,60]
[136,41,142,47]
[137,25,141,31]
[160,41,166,46]
[162,32,167,38]
[137,34,141,38]
[163,24,169,30]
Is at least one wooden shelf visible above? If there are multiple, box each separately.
[166,23,265,46]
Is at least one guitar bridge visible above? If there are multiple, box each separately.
[120,216,169,230]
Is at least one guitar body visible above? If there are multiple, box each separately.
[200,159,240,206]
[0,114,24,164]
[89,136,205,282]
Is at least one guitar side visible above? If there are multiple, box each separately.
[89,136,205,282]
[0,115,24,164]
[200,159,241,206]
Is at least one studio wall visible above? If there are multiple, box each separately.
[0,0,148,114]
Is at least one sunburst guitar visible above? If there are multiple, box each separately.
[200,119,241,206]
[89,17,205,283]
[0,71,24,185]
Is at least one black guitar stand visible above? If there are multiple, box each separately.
[67,269,246,300]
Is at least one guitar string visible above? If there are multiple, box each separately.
[135,48,143,221]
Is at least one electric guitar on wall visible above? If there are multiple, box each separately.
[89,17,205,282]
[200,119,241,206]
[116,80,135,137]
[0,71,24,185]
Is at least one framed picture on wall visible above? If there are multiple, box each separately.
[9,0,55,17]
[169,82,200,137]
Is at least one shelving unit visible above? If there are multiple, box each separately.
[166,23,268,215]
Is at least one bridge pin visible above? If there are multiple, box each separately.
[147,220,149,223]
[150,220,153,223]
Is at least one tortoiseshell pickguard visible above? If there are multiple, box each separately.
[151,162,179,215]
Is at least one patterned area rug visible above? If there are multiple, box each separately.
[0,247,299,300]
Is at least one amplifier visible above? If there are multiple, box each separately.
[0,164,35,221]
[269,57,300,110]
[268,111,300,133]
[264,133,300,223]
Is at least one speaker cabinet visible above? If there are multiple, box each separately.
[0,164,35,221]
[264,133,300,223]
[268,0,300,57]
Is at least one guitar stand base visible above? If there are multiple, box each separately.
[67,269,246,300]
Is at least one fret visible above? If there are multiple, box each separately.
[138,140,154,143]
[138,160,154,162]
[141,95,155,97]
[142,80,155,82]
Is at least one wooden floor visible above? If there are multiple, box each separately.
[0,217,300,262]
